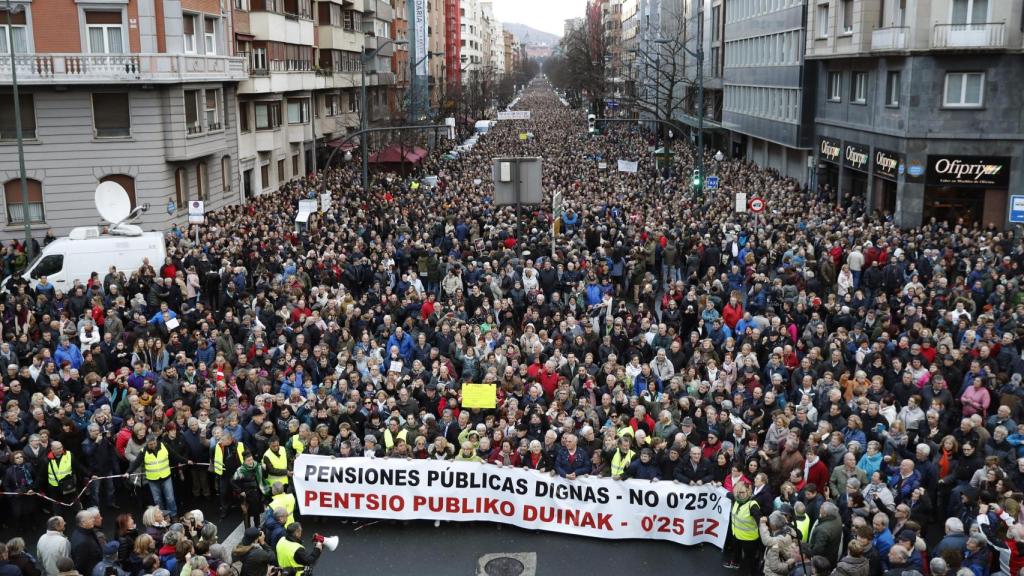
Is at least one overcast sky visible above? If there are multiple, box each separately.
[492,0,587,37]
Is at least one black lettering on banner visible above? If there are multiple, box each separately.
[629,488,660,507]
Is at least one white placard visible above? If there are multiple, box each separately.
[735,193,747,213]
[598,162,608,170]
[188,201,204,216]
[320,192,331,212]
[165,318,180,330]
[295,455,730,548]
[617,160,638,173]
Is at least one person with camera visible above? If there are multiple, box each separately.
[232,527,276,576]
[275,523,321,576]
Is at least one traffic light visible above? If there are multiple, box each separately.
[691,168,703,191]
[587,114,597,134]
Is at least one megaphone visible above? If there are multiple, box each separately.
[315,535,339,552]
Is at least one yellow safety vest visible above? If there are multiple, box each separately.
[611,449,635,477]
[731,499,759,541]
[795,515,811,543]
[616,426,635,439]
[47,453,73,487]
[276,537,304,576]
[271,492,297,527]
[264,448,290,487]
[289,435,305,456]
[384,428,408,451]
[213,442,245,476]
[144,445,171,481]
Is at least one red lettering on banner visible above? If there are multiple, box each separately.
[518,505,612,531]
[413,496,426,510]
[693,518,719,538]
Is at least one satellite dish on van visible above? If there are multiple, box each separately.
[94,181,144,237]
[95,181,132,224]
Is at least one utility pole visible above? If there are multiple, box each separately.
[6,0,32,260]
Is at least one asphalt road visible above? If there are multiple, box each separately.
[307,518,732,576]
[0,490,731,576]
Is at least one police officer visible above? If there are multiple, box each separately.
[275,522,322,576]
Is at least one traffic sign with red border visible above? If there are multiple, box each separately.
[749,197,766,213]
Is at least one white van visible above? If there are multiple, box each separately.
[10,230,166,290]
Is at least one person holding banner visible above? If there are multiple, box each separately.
[724,481,763,573]
[554,434,591,479]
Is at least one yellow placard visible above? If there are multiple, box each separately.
[519,133,528,141]
[462,383,497,409]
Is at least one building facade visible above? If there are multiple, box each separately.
[807,0,1024,227]
[721,0,814,180]
[0,0,246,238]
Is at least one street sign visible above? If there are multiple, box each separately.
[188,200,205,224]
[707,176,720,189]
[498,110,531,120]
[1010,195,1024,224]
[749,197,766,213]
[735,193,747,213]
[492,157,543,205]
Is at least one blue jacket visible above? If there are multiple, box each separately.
[887,467,921,503]
[626,458,660,480]
[386,332,415,362]
[872,528,894,557]
[54,343,84,370]
[554,447,592,477]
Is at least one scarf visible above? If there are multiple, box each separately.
[237,461,264,489]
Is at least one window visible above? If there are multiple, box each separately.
[239,102,251,132]
[348,92,357,113]
[30,254,62,279]
[325,94,339,116]
[254,101,281,130]
[86,11,124,53]
[184,89,202,134]
[222,156,232,192]
[204,18,217,54]
[175,167,187,207]
[92,92,131,137]
[944,72,984,108]
[260,153,270,189]
[183,14,197,53]
[205,89,221,130]
[816,4,829,38]
[252,47,267,72]
[711,5,721,41]
[885,71,901,106]
[277,159,286,183]
[99,174,137,209]
[0,93,35,139]
[852,71,867,103]
[287,98,309,123]
[3,178,44,224]
[0,10,29,55]
[952,0,988,25]
[292,154,299,176]
[841,0,854,33]
[196,162,206,201]
[343,10,356,31]
[235,0,249,9]
[827,72,841,101]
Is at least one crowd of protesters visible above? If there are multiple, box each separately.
[0,78,1020,576]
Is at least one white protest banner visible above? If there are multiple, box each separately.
[294,455,730,548]
[497,110,531,120]
[617,160,639,173]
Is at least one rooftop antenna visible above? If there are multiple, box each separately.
[95,181,146,237]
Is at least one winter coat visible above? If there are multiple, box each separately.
[831,555,870,576]
[231,543,276,576]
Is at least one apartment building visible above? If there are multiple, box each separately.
[603,0,624,94]
[807,0,1024,227]
[0,0,246,238]
[233,0,395,198]
[721,0,815,180]
[460,0,482,72]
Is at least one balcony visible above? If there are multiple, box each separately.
[871,27,909,50]
[318,25,364,52]
[933,22,1006,49]
[0,53,247,85]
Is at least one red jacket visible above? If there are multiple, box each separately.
[805,458,830,493]
[722,302,744,330]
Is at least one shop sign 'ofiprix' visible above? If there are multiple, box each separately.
[819,137,842,163]
[843,142,870,172]
[927,155,1011,188]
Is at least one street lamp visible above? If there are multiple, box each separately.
[361,38,407,192]
[5,0,32,260]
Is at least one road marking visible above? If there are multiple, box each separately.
[222,521,246,551]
